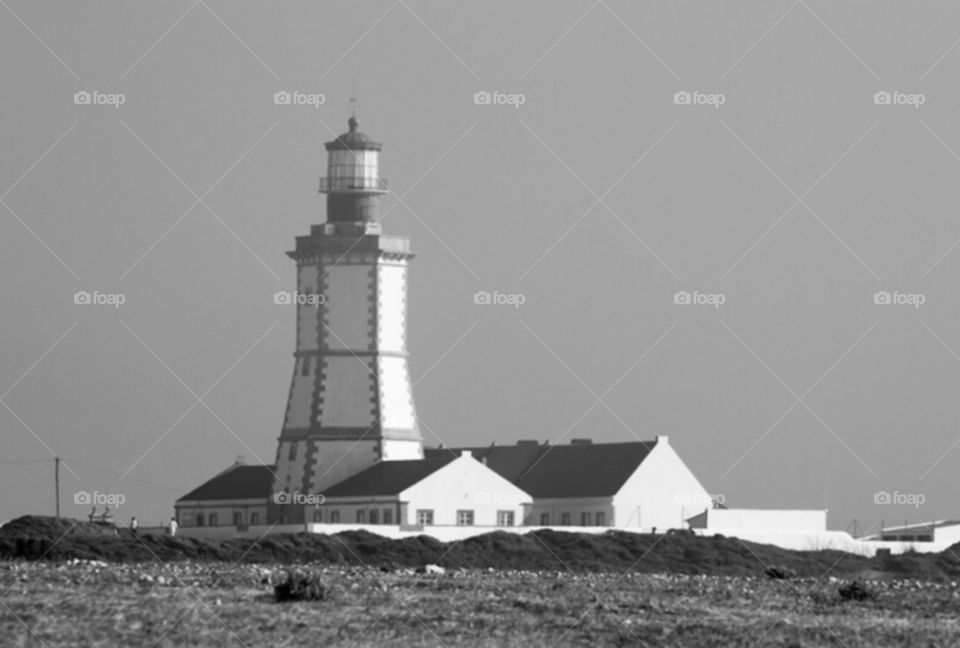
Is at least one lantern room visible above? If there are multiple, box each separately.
[319,117,388,194]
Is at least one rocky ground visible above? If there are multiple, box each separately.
[2,559,960,647]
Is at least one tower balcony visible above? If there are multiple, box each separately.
[319,177,388,193]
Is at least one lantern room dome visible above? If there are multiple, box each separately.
[325,117,382,151]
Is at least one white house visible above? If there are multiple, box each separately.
[864,520,960,544]
[426,435,712,531]
[314,450,531,527]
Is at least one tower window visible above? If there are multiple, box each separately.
[301,357,311,376]
[288,442,297,461]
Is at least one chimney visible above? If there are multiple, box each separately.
[655,435,669,444]
[460,450,472,458]
[570,439,592,445]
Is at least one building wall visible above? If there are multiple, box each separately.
[525,497,614,527]
[934,525,960,545]
[399,453,531,526]
[690,508,827,532]
[175,499,268,528]
[612,437,711,530]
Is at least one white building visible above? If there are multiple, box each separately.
[864,520,960,544]
[686,508,827,533]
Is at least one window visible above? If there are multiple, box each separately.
[383,509,393,525]
[301,357,311,376]
[196,513,204,527]
[250,512,260,525]
[416,509,434,526]
[497,511,515,527]
[595,512,606,527]
[233,512,244,526]
[312,509,323,523]
[456,510,474,526]
[288,442,298,461]
[356,510,365,523]
[540,512,550,526]
[330,510,340,523]
[581,512,591,526]
[369,509,379,525]
[561,513,570,526]
[208,513,218,526]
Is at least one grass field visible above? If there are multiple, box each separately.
[2,560,959,647]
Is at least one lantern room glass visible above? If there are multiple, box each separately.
[326,149,379,190]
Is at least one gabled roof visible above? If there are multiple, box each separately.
[322,456,457,498]
[424,441,656,498]
[177,465,276,502]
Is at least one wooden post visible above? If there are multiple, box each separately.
[54,456,60,519]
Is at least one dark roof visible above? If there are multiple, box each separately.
[323,457,457,497]
[424,441,656,498]
[177,465,275,502]
[325,117,382,151]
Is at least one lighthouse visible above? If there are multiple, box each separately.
[268,116,423,524]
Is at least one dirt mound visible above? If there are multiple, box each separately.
[3,516,960,579]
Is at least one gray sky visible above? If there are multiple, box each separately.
[2,1,960,532]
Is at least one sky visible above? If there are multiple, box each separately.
[2,1,960,533]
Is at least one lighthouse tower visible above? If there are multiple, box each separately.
[268,117,423,524]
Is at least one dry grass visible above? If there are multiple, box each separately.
[2,561,959,647]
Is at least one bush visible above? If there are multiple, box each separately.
[838,580,874,602]
[764,565,797,580]
[274,569,331,602]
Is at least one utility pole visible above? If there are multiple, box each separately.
[54,456,60,518]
